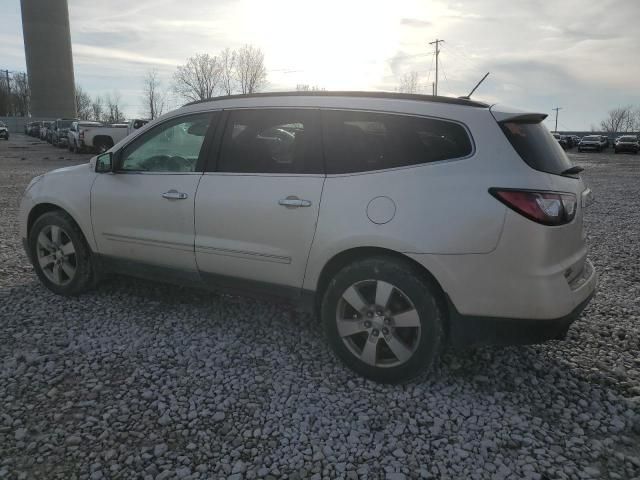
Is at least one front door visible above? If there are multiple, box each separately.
[91,112,216,272]
[194,108,325,297]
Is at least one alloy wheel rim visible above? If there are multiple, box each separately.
[336,280,421,368]
[36,225,77,286]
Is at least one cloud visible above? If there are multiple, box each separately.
[400,18,431,28]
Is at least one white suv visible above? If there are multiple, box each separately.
[19,92,597,383]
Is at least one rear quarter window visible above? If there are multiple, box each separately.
[499,121,572,176]
[323,110,473,174]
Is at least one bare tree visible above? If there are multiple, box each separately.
[173,53,222,102]
[220,48,236,96]
[600,106,631,134]
[75,84,93,120]
[398,71,420,94]
[104,92,125,123]
[11,72,30,116]
[234,45,267,94]
[91,96,104,122]
[143,70,166,120]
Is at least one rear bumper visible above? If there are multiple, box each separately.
[447,290,595,348]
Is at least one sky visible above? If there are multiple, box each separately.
[1,0,639,130]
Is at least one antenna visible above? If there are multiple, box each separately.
[460,72,490,99]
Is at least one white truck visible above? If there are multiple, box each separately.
[79,119,149,153]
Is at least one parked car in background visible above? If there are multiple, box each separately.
[553,133,568,149]
[571,135,581,146]
[562,135,574,149]
[18,92,596,383]
[67,121,103,153]
[40,121,52,141]
[599,136,609,149]
[80,119,149,153]
[51,118,78,147]
[578,135,603,152]
[0,121,9,140]
[614,135,639,154]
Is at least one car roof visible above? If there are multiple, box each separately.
[183,91,490,109]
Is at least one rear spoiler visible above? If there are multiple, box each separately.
[489,104,548,124]
[498,113,548,124]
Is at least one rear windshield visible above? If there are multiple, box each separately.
[583,136,599,141]
[499,121,572,176]
[58,120,73,128]
[620,136,637,142]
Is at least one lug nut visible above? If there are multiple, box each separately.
[382,327,389,335]
[376,311,383,316]
[384,318,391,325]
[367,311,374,318]
[371,329,379,337]
[364,320,372,328]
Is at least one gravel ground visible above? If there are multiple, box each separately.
[1,134,639,480]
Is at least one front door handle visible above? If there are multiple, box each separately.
[161,190,188,200]
[279,196,312,208]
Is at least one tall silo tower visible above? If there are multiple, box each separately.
[20,0,76,118]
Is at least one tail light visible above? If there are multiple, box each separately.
[490,188,577,226]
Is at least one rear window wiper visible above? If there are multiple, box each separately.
[561,166,584,176]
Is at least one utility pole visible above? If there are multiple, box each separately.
[429,39,444,96]
[552,107,562,133]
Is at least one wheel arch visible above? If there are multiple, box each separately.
[312,246,450,333]
[27,203,94,252]
[93,135,114,147]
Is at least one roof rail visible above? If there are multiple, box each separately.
[183,91,490,108]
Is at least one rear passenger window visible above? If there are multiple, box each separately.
[217,109,322,174]
[323,110,472,174]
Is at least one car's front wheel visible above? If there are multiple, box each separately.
[321,257,444,383]
[29,211,94,295]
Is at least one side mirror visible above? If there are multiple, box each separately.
[95,152,113,173]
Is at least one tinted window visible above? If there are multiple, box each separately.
[217,109,322,174]
[499,121,573,176]
[119,113,212,173]
[323,110,472,174]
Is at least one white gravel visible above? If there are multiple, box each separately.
[1,135,639,479]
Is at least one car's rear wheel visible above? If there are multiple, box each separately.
[321,257,444,383]
[29,211,94,296]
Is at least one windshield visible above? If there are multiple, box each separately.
[499,121,573,176]
[620,136,637,142]
[59,120,73,128]
[583,136,599,141]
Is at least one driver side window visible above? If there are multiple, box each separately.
[119,113,213,173]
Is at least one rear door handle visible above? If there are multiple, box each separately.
[279,196,312,208]
[161,190,188,200]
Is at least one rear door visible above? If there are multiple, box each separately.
[194,108,324,297]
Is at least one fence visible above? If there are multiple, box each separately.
[0,116,56,133]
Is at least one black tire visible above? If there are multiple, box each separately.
[321,256,444,383]
[29,210,94,296]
